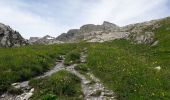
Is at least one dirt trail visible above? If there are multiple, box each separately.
[1,51,116,100]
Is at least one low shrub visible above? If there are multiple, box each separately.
[75,64,89,72]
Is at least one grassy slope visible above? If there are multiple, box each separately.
[30,70,82,100]
[86,19,170,100]
[0,44,76,94]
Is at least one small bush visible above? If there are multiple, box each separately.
[41,94,57,100]
[64,50,80,65]
[75,64,89,72]
[8,86,22,95]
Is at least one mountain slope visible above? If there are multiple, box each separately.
[85,17,170,99]
[0,23,27,47]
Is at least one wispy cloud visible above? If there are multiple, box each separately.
[0,0,169,38]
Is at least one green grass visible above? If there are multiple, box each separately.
[84,19,170,100]
[86,39,170,100]
[75,64,89,75]
[29,70,83,100]
[154,17,170,51]
[0,44,76,94]
[64,49,80,65]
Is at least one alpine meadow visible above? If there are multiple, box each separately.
[0,0,170,100]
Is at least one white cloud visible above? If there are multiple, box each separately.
[0,0,169,39]
[84,0,169,25]
[0,2,66,39]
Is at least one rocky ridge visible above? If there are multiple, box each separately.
[56,21,123,43]
[29,35,63,45]
[0,23,27,47]
[1,17,169,47]
[28,37,40,43]
[56,17,169,44]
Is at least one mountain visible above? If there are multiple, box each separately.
[29,37,40,43]
[56,17,170,45]
[0,23,27,47]
[29,35,63,45]
[56,21,121,42]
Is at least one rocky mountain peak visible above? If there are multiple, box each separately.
[29,35,63,45]
[103,21,119,28]
[56,17,169,44]
[29,37,40,43]
[0,23,27,47]
[80,24,103,33]
[42,35,55,40]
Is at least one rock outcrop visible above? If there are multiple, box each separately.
[29,35,63,45]
[0,23,27,47]
[122,19,161,44]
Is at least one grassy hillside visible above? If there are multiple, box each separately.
[0,44,76,94]
[86,19,170,100]
[86,40,170,100]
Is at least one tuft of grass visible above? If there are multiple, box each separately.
[75,64,89,72]
[64,50,80,65]
[75,63,88,75]
[41,94,57,100]
[29,70,83,100]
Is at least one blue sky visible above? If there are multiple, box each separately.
[0,0,169,39]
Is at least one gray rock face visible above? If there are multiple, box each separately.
[28,37,40,43]
[30,35,63,45]
[57,29,80,42]
[102,21,120,31]
[0,23,27,47]
[56,18,165,44]
[128,32,155,44]
[124,19,161,44]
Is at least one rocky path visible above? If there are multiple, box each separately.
[1,50,116,100]
[71,51,116,100]
[0,58,65,100]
